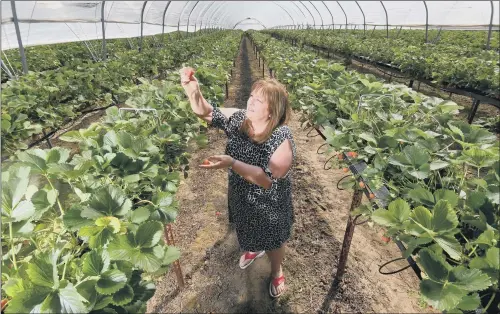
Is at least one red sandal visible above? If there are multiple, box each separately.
[269,274,286,298]
[239,251,265,269]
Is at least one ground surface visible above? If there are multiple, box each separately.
[146,37,434,314]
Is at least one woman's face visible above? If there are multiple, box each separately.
[246,89,270,122]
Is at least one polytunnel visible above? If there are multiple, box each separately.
[2,2,500,314]
[2,1,499,49]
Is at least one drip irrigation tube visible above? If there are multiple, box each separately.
[379,257,412,275]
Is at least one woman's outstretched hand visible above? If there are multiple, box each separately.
[199,155,234,169]
[179,67,199,98]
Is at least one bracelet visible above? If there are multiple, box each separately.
[229,157,236,169]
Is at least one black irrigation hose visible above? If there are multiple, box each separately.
[316,142,329,154]
[370,63,408,79]
[306,127,321,138]
[379,257,412,275]
[354,217,370,226]
[336,174,351,190]
[323,154,336,170]
[80,103,116,114]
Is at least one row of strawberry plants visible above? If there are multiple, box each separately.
[1,31,242,314]
[248,30,499,313]
[1,30,231,156]
[264,29,500,99]
[1,32,192,79]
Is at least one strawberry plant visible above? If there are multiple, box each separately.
[2,30,242,313]
[249,30,499,313]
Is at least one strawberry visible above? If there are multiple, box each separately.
[359,181,365,188]
[342,167,349,173]
[216,211,221,216]
[202,159,210,165]
[381,235,390,243]
[1,299,7,310]
[369,193,375,199]
[184,68,195,78]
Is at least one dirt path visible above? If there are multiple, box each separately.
[147,37,433,313]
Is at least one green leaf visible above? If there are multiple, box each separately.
[103,130,118,147]
[31,189,56,212]
[76,279,98,311]
[18,151,48,173]
[11,200,35,222]
[123,174,141,183]
[88,186,132,217]
[82,250,110,276]
[2,278,24,297]
[96,269,127,295]
[410,206,433,231]
[163,246,181,265]
[430,160,449,170]
[95,216,121,233]
[420,279,466,311]
[432,200,458,231]
[456,293,480,311]
[46,281,88,314]
[358,132,377,145]
[63,206,93,231]
[470,247,499,280]
[107,234,138,261]
[2,167,30,211]
[132,248,163,272]
[372,199,411,228]
[418,248,491,310]
[418,249,450,282]
[112,284,134,306]
[131,207,151,224]
[135,221,163,248]
[27,253,56,288]
[4,286,51,314]
[434,190,459,208]
[434,234,462,261]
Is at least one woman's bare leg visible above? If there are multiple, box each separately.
[266,244,286,295]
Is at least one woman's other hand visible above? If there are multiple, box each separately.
[180,67,199,98]
[199,155,234,169]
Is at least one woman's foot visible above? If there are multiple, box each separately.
[239,251,265,269]
[269,267,286,298]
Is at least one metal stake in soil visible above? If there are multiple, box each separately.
[320,189,363,313]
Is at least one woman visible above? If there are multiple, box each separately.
[180,67,295,298]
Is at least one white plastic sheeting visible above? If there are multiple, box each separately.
[2,1,499,49]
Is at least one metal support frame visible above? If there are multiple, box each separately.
[380,1,389,38]
[186,1,200,34]
[336,1,348,31]
[321,1,334,29]
[196,1,214,32]
[177,1,191,33]
[309,1,324,28]
[139,1,148,51]
[356,1,366,34]
[273,1,297,29]
[486,0,494,49]
[201,1,221,30]
[205,1,226,30]
[233,17,267,30]
[299,1,315,28]
[11,0,28,73]
[289,1,308,28]
[423,1,428,43]
[101,1,106,61]
[162,1,172,42]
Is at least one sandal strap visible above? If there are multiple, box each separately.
[243,251,260,261]
[272,275,285,287]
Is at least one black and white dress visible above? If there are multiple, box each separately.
[210,107,296,252]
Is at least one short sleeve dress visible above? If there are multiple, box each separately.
[210,107,296,252]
